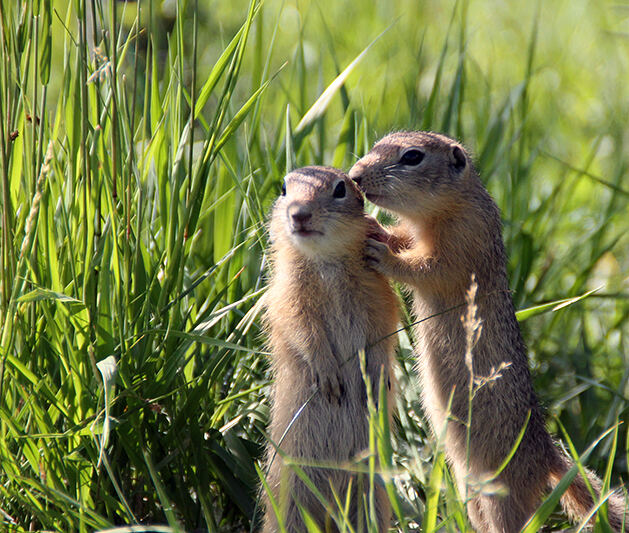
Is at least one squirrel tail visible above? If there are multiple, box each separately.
[548,451,628,532]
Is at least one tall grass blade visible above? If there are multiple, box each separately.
[516,287,602,321]
[294,25,391,138]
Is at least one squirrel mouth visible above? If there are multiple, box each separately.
[365,192,384,202]
[292,229,323,237]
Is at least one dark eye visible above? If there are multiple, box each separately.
[333,180,346,198]
[399,149,424,166]
[281,181,286,196]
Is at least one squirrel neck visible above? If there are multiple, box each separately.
[271,240,362,282]
[403,197,473,258]
[402,187,507,295]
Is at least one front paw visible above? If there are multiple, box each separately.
[364,215,390,243]
[365,238,397,274]
[315,371,344,404]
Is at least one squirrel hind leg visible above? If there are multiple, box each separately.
[469,494,534,533]
[465,497,488,532]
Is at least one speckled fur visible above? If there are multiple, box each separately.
[262,166,399,533]
[349,131,628,533]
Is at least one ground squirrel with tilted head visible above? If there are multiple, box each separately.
[262,166,399,532]
[349,131,628,533]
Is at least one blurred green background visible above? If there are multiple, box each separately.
[0,0,627,530]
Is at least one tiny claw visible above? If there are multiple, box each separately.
[364,256,380,269]
[364,238,388,263]
[337,381,345,405]
[366,237,388,249]
[319,373,343,403]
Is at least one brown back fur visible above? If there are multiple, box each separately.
[349,131,628,533]
[262,166,399,532]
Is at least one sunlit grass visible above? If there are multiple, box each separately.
[0,0,627,531]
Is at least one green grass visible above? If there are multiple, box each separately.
[0,0,627,531]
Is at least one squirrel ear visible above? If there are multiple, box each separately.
[451,145,467,171]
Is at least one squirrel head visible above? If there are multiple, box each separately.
[270,166,367,260]
[349,131,474,219]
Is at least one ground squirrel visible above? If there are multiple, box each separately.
[349,131,628,533]
[262,166,399,532]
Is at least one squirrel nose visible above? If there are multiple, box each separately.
[348,166,362,187]
[290,207,312,226]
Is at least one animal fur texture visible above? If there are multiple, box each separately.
[349,131,628,533]
[262,166,399,532]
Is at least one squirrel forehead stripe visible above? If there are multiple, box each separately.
[285,175,328,192]
[286,168,341,186]
[285,168,363,201]
[372,142,402,152]
[290,167,344,180]
[376,137,447,152]
[378,131,454,149]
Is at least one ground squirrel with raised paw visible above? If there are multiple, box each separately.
[349,131,628,533]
